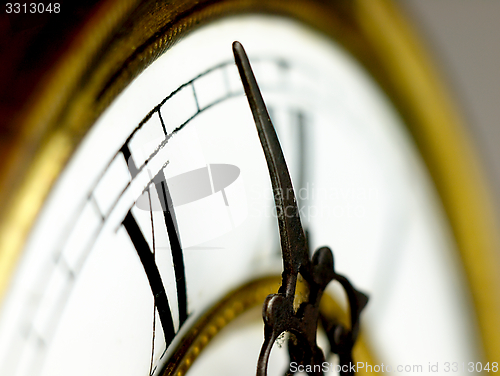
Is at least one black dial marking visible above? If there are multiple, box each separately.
[123,211,176,345]
[154,171,188,327]
[121,146,139,178]
[148,188,157,376]
[296,110,307,211]
[158,110,167,136]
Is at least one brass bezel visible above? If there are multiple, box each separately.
[1,0,499,364]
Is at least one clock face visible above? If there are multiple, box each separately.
[0,14,481,376]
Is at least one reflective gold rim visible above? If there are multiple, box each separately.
[0,0,499,363]
[162,276,376,376]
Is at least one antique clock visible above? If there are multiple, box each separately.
[1,1,500,375]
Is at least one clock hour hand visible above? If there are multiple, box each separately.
[233,41,368,376]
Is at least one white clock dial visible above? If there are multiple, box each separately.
[0,15,479,376]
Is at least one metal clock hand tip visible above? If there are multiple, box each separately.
[232,41,309,280]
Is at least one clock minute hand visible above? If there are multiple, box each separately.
[232,41,309,290]
[233,41,368,376]
[232,41,323,375]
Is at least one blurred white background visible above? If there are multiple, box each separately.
[402,0,500,218]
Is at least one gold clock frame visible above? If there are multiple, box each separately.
[1,0,499,365]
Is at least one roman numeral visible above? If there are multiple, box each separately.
[122,167,189,350]
[122,211,176,346]
[153,171,188,327]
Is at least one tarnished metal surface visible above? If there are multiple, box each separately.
[233,41,368,376]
